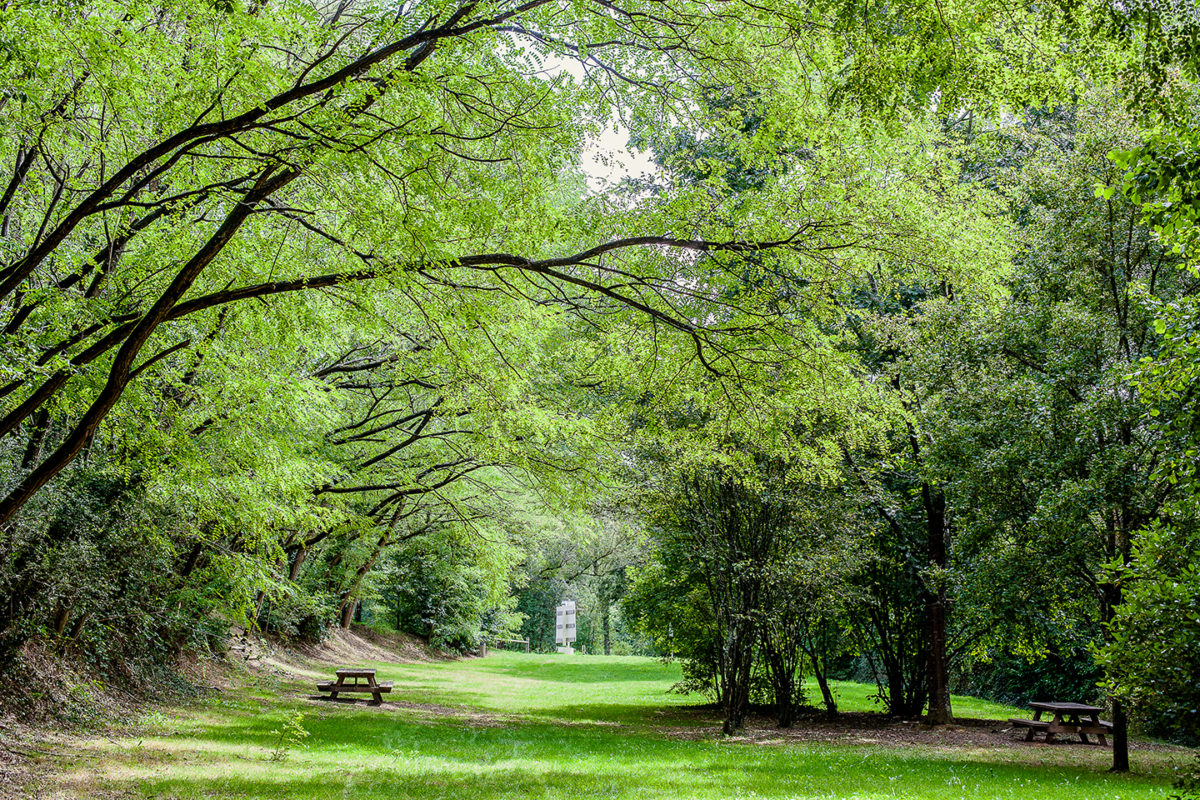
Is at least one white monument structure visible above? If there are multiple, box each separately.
[555,600,577,654]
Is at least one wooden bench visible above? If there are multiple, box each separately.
[316,668,392,705]
[1011,701,1110,745]
[1009,718,1050,741]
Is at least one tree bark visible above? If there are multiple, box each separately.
[177,540,206,581]
[919,476,953,724]
[19,409,50,469]
[1104,571,1131,772]
[51,600,73,637]
[288,546,308,582]
[1103,500,1134,773]
[600,595,612,655]
[808,651,838,717]
[1111,700,1130,772]
[340,599,357,629]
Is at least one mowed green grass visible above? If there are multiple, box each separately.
[45,651,1183,799]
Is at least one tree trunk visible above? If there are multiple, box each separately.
[251,590,267,632]
[51,600,73,637]
[776,680,794,728]
[1111,700,1130,772]
[288,546,308,582]
[1104,502,1133,773]
[601,596,612,655]
[920,480,953,725]
[924,593,952,724]
[336,530,390,630]
[20,408,50,469]
[1103,575,1131,772]
[64,611,91,651]
[178,541,204,580]
[808,651,838,717]
[721,619,756,734]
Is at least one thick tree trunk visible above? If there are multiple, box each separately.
[776,680,794,728]
[925,594,951,724]
[178,541,204,580]
[920,480,953,725]
[1111,700,1130,772]
[1103,575,1131,772]
[51,600,73,637]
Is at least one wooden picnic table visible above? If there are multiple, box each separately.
[1009,701,1112,745]
[316,667,393,705]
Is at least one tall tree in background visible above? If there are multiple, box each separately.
[843,296,962,724]
[917,96,1197,771]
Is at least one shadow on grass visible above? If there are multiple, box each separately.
[138,766,671,800]
[533,701,716,727]
[469,658,678,684]
[73,654,1175,800]
[125,718,1174,800]
[68,684,1179,800]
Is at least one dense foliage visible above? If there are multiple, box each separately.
[0,0,1198,783]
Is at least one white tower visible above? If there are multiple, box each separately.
[555,600,577,654]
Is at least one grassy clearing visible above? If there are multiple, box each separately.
[38,650,1185,799]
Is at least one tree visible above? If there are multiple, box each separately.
[633,440,871,732]
[911,95,1197,771]
[758,480,865,723]
[0,0,963,529]
[653,462,791,734]
[2,0,1021,667]
[4,0,1153,703]
[510,494,646,653]
[373,520,523,651]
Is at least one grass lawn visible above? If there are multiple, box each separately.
[38,650,1186,799]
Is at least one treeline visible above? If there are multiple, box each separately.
[0,0,1198,785]
[622,100,1200,771]
[355,503,650,656]
[0,0,1002,679]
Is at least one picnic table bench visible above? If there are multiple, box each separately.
[316,668,392,705]
[1009,701,1111,745]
